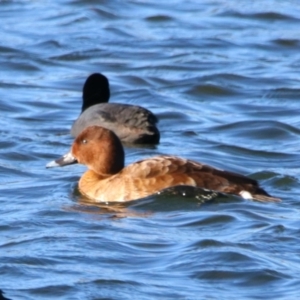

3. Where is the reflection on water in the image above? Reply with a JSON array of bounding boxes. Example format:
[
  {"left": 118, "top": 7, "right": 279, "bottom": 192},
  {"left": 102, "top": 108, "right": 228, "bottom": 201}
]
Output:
[
  {"left": 68, "top": 185, "right": 226, "bottom": 218},
  {"left": 1, "top": 0, "right": 300, "bottom": 299}
]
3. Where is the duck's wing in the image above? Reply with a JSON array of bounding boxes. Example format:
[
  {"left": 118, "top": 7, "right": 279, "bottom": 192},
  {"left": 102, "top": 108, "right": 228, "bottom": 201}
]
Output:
[{"left": 122, "top": 156, "right": 280, "bottom": 202}]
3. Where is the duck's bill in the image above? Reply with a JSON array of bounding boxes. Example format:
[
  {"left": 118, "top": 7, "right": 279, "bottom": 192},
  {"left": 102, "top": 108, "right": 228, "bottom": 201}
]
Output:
[{"left": 46, "top": 151, "right": 78, "bottom": 168}]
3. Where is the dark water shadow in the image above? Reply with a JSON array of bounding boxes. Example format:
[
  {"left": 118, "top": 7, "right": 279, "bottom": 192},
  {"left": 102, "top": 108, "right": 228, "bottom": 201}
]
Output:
[
  {"left": 0, "top": 290, "right": 11, "bottom": 300},
  {"left": 64, "top": 185, "right": 236, "bottom": 219}
]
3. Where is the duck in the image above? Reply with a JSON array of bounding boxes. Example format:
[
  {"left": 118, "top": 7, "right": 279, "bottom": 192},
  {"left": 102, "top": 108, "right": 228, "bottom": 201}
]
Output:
[
  {"left": 71, "top": 73, "right": 160, "bottom": 144},
  {"left": 47, "top": 125, "right": 281, "bottom": 203}
]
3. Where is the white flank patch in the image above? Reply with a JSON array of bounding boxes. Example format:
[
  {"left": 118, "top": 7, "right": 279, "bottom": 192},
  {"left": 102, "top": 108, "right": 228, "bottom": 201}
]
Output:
[{"left": 239, "top": 190, "right": 253, "bottom": 200}]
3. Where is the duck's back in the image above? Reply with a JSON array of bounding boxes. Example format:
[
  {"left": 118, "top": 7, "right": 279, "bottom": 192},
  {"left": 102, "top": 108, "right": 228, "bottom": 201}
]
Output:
[
  {"left": 71, "top": 103, "right": 159, "bottom": 144},
  {"left": 80, "top": 155, "right": 279, "bottom": 203},
  {"left": 122, "top": 155, "right": 263, "bottom": 196}
]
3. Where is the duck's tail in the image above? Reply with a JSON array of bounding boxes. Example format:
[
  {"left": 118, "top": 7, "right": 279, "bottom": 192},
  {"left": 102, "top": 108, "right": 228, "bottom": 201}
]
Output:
[
  {"left": 239, "top": 190, "right": 281, "bottom": 203},
  {"left": 252, "top": 194, "right": 281, "bottom": 203}
]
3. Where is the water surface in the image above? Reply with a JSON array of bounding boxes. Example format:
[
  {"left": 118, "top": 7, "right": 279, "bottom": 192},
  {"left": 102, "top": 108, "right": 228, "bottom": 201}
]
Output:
[{"left": 1, "top": 1, "right": 300, "bottom": 299}]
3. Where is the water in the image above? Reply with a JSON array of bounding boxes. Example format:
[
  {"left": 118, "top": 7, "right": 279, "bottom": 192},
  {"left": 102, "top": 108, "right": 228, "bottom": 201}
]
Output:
[{"left": 1, "top": 1, "right": 300, "bottom": 299}]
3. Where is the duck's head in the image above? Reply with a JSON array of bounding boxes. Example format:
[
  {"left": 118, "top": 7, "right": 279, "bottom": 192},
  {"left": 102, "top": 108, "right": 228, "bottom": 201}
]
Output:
[{"left": 47, "top": 126, "right": 124, "bottom": 176}]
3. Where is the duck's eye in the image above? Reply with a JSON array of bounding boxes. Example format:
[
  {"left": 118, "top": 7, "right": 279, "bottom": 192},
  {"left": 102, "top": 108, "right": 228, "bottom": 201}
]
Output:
[{"left": 82, "top": 139, "right": 88, "bottom": 144}]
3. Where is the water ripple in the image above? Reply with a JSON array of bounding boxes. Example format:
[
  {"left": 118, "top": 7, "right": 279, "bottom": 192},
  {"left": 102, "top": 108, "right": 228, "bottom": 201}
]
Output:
[{"left": 1, "top": 0, "right": 300, "bottom": 299}]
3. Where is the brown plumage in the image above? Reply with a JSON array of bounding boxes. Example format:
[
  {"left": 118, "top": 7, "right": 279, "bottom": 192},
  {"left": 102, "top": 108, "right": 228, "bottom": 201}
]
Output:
[{"left": 50, "top": 125, "right": 281, "bottom": 203}]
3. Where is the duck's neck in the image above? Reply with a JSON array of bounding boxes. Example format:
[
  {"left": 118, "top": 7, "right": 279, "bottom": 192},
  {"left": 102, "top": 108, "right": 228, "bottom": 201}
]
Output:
[
  {"left": 78, "top": 170, "right": 110, "bottom": 199},
  {"left": 81, "top": 92, "right": 109, "bottom": 112}
]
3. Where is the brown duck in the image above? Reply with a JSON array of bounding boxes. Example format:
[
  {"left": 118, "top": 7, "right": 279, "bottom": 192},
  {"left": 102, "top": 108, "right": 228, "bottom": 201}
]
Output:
[{"left": 47, "top": 125, "right": 280, "bottom": 203}]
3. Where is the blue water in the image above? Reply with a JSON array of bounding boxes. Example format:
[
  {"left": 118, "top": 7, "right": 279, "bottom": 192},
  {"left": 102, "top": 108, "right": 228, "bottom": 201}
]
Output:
[{"left": 1, "top": 1, "right": 300, "bottom": 299}]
